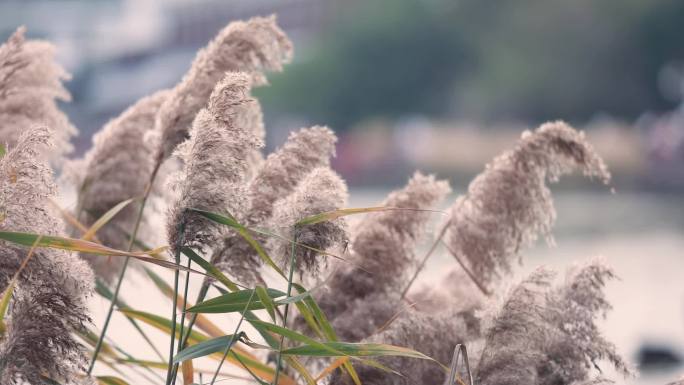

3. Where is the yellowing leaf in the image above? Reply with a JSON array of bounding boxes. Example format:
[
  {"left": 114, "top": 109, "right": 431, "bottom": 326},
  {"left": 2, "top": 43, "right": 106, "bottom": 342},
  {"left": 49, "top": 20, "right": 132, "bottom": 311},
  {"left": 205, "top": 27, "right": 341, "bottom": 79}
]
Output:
[
  {"left": 82, "top": 198, "right": 136, "bottom": 241},
  {"left": 316, "top": 357, "right": 349, "bottom": 382},
  {"left": 96, "top": 376, "right": 130, "bottom": 385},
  {"left": 0, "top": 231, "right": 199, "bottom": 274},
  {"left": 296, "top": 206, "right": 444, "bottom": 226},
  {"left": 120, "top": 308, "right": 296, "bottom": 385},
  {"left": 181, "top": 359, "right": 194, "bottom": 385}
]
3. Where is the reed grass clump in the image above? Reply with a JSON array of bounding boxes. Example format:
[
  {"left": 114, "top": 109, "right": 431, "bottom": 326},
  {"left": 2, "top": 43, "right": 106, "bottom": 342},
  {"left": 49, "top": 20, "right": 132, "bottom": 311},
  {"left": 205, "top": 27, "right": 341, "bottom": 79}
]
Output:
[{"left": 0, "top": 16, "right": 636, "bottom": 385}]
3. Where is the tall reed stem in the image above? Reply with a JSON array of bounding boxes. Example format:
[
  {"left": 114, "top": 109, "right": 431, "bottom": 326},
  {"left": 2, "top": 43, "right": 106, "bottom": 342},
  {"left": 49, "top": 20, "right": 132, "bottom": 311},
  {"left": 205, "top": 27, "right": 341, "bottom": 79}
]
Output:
[
  {"left": 272, "top": 228, "right": 297, "bottom": 385},
  {"left": 441, "top": 240, "right": 490, "bottom": 297},
  {"left": 209, "top": 291, "right": 256, "bottom": 385},
  {"left": 400, "top": 219, "right": 490, "bottom": 299},
  {"left": 170, "top": 257, "right": 192, "bottom": 385},
  {"left": 177, "top": 280, "right": 210, "bottom": 348},
  {"left": 400, "top": 221, "right": 449, "bottom": 300},
  {"left": 88, "top": 161, "right": 162, "bottom": 374},
  {"left": 165, "top": 218, "right": 186, "bottom": 385}
]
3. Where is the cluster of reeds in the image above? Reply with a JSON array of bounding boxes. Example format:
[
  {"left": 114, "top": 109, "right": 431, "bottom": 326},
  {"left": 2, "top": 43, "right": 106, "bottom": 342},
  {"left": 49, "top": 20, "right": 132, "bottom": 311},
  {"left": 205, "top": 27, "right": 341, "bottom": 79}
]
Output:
[{"left": 0, "top": 14, "right": 660, "bottom": 385}]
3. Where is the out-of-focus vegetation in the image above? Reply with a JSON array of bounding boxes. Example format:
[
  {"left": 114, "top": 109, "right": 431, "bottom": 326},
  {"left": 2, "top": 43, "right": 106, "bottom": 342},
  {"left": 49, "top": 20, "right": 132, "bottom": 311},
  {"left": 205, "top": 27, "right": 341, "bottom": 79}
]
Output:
[{"left": 257, "top": 0, "right": 684, "bottom": 130}]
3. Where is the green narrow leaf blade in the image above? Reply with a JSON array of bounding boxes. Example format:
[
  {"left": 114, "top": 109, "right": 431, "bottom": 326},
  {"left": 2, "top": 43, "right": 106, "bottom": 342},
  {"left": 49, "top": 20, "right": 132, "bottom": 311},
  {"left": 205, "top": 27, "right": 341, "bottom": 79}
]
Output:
[
  {"left": 292, "top": 283, "right": 362, "bottom": 384},
  {"left": 181, "top": 247, "right": 239, "bottom": 291},
  {"left": 189, "top": 209, "right": 285, "bottom": 278},
  {"left": 255, "top": 286, "right": 276, "bottom": 321},
  {"left": 295, "top": 206, "right": 443, "bottom": 226},
  {"left": 282, "top": 341, "right": 433, "bottom": 359},
  {"left": 295, "top": 206, "right": 389, "bottom": 226},
  {"left": 186, "top": 288, "right": 285, "bottom": 314},
  {"left": 119, "top": 308, "right": 285, "bottom": 382},
  {"left": 173, "top": 334, "right": 240, "bottom": 364}
]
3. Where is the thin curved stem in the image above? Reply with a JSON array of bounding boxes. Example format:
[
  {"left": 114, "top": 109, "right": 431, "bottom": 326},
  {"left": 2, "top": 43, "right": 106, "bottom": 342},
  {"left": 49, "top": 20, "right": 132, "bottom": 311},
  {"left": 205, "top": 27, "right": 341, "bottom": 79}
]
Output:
[
  {"left": 441, "top": 240, "right": 490, "bottom": 297},
  {"left": 400, "top": 219, "right": 490, "bottom": 300},
  {"left": 88, "top": 161, "right": 162, "bottom": 374},
  {"left": 400, "top": 220, "right": 450, "bottom": 300},
  {"left": 209, "top": 291, "right": 256, "bottom": 385},
  {"left": 165, "top": 219, "right": 186, "bottom": 385},
  {"left": 170, "top": 257, "right": 193, "bottom": 384},
  {"left": 272, "top": 228, "right": 297, "bottom": 385}
]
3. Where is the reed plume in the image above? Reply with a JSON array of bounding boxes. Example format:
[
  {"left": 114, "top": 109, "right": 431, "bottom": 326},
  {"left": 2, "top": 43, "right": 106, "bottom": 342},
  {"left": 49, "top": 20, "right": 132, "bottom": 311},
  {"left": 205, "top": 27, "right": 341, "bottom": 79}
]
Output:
[
  {"left": 0, "top": 127, "right": 94, "bottom": 384},
  {"left": 270, "top": 167, "right": 348, "bottom": 276},
  {"left": 409, "top": 268, "right": 487, "bottom": 314},
  {"left": 248, "top": 126, "right": 337, "bottom": 225},
  {"left": 330, "top": 308, "right": 477, "bottom": 385},
  {"left": 476, "top": 259, "right": 631, "bottom": 385},
  {"left": 167, "top": 72, "right": 261, "bottom": 254},
  {"left": 211, "top": 125, "right": 338, "bottom": 283},
  {"left": 0, "top": 27, "right": 76, "bottom": 164},
  {"left": 66, "top": 90, "right": 169, "bottom": 282},
  {"left": 444, "top": 121, "right": 611, "bottom": 292},
  {"left": 155, "top": 15, "right": 292, "bottom": 162},
  {"left": 317, "top": 172, "right": 450, "bottom": 332}
]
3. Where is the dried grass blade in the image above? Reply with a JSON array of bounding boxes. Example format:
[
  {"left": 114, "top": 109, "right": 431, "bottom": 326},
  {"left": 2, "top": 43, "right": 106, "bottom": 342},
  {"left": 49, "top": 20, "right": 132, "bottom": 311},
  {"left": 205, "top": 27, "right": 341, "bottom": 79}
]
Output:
[
  {"left": 82, "top": 198, "right": 137, "bottom": 241},
  {"left": 296, "top": 206, "right": 445, "bottom": 226}
]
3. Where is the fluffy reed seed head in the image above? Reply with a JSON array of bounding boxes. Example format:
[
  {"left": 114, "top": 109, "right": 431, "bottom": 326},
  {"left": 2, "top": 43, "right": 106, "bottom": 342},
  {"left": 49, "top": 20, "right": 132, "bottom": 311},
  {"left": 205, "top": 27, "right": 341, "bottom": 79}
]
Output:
[
  {"left": 476, "top": 267, "right": 554, "bottom": 385},
  {"left": 156, "top": 15, "right": 292, "bottom": 161},
  {"left": 316, "top": 172, "right": 450, "bottom": 325},
  {"left": 476, "top": 260, "right": 631, "bottom": 385},
  {"left": 351, "top": 172, "right": 451, "bottom": 288},
  {"left": 0, "top": 126, "right": 94, "bottom": 384},
  {"left": 0, "top": 27, "right": 76, "bottom": 164},
  {"left": 248, "top": 125, "right": 337, "bottom": 225},
  {"left": 211, "top": 125, "right": 338, "bottom": 283},
  {"left": 66, "top": 90, "right": 169, "bottom": 282},
  {"left": 410, "top": 268, "right": 487, "bottom": 314},
  {"left": 445, "top": 121, "right": 611, "bottom": 292},
  {"left": 167, "top": 73, "right": 261, "bottom": 254},
  {"left": 269, "top": 167, "right": 348, "bottom": 276},
  {"left": 330, "top": 308, "right": 476, "bottom": 385}
]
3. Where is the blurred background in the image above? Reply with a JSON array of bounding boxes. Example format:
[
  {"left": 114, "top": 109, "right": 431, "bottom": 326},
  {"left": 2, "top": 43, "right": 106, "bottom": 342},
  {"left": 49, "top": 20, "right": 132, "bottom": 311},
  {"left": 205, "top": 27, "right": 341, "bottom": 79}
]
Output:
[{"left": 2, "top": 0, "right": 683, "bottom": 383}]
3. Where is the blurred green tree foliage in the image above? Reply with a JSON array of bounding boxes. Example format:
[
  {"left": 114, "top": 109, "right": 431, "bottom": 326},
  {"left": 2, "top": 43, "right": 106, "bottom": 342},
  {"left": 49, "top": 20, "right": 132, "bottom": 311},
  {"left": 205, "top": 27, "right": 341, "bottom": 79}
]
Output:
[{"left": 256, "top": 0, "right": 684, "bottom": 130}]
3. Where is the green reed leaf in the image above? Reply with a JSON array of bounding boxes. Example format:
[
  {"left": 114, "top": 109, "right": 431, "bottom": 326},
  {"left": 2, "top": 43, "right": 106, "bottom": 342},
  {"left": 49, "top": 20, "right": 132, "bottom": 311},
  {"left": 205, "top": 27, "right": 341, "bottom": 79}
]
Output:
[
  {"left": 173, "top": 333, "right": 243, "bottom": 363},
  {"left": 181, "top": 247, "right": 239, "bottom": 291},
  {"left": 282, "top": 341, "right": 434, "bottom": 359},
  {"left": 255, "top": 286, "right": 277, "bottom": 321},
  {"left": 189, "top": 209, "right": 285, "bottom": 278}
]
